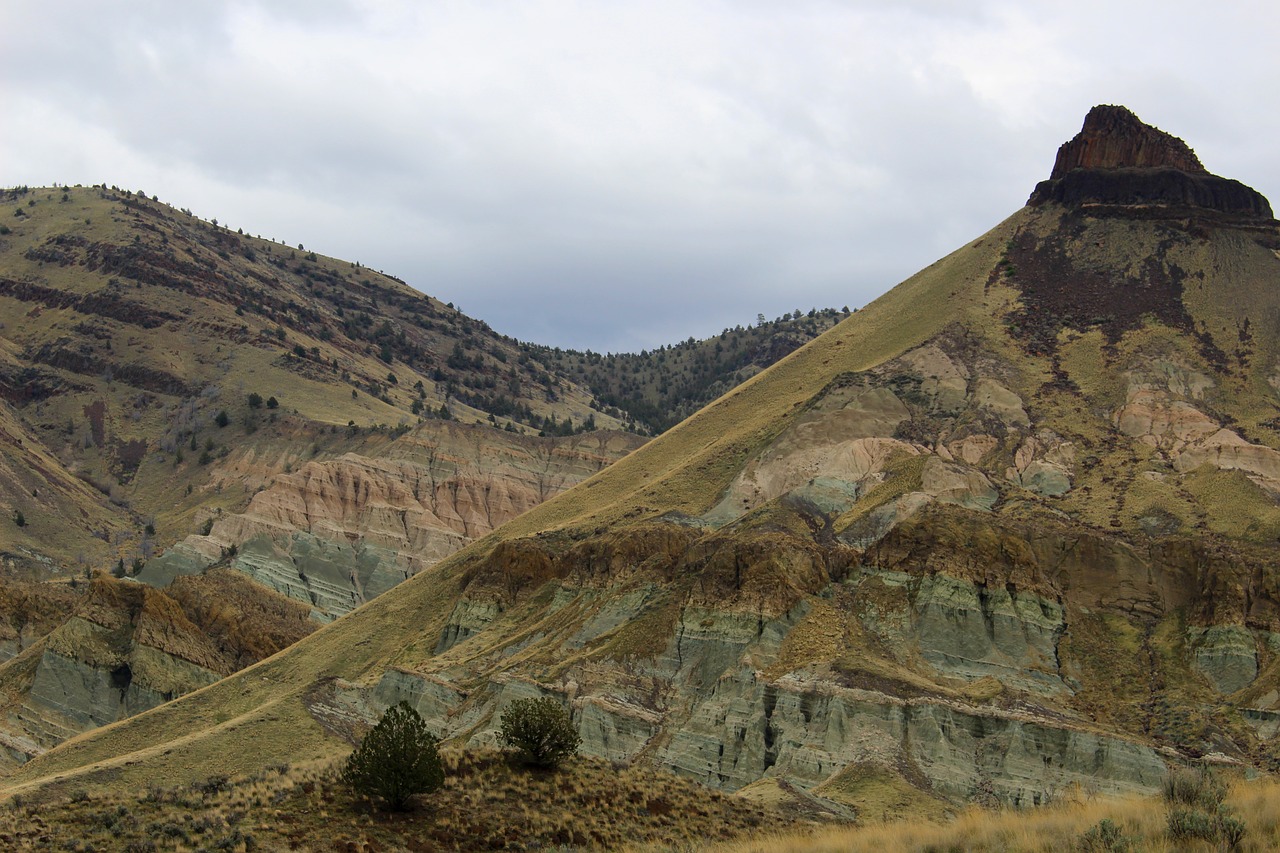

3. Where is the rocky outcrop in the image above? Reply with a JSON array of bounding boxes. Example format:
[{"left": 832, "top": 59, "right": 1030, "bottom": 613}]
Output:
[
  {"left": 0, "top": 572, "right": 313, "bottom": 766},
  {"left": 1029, "top": 168, "right": 1274, "bottom": 219},
  {"left": 18, "top": 634, "right": 221, "bottom": 750},
  {"left": 1049, "top": 105, "right": 1204, "bottom": 178},
  {"left": 1188, "top": 625, "right": 1258, "bottom": 695},
  {"left": 1029, "top": 105, "right": 1273, "bottom": 218},
  {"left": 139, "top": 424, "right": 643, "bottom": 619},
  {"left": 1114, "top": 364, "right": 1280, "bottom": 493},
  {"left": 323, "top": 540, "right": 1171, "bottom": 808},
  {"left": 701, "top": 363, "right": 1010, "bottom": 530}
]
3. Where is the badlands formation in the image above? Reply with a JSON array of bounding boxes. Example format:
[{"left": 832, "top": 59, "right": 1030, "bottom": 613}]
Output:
[{"left": 6, "top": 107, "right": 1280, "bottom": 824}]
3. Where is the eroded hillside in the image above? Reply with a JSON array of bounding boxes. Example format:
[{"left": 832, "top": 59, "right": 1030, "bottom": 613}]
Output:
[
  {"left": 7, "top": 106, "right": 1280, "bottom": 827},
  {"left": 0, "top": 185, "right": 658, "bottom": 761}
]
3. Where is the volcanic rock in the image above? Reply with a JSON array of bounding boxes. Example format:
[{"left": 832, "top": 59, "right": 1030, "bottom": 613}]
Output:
[
  {"left": 1029, "top": 105, "right": 1273, "bottom": 218},
  {"left": 1050, "top": 105, "right": 1204, "bottom": 177}
]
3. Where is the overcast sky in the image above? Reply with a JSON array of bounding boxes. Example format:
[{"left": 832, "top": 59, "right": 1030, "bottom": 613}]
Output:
[{"left": 3, "top": 2, "right": 1277, "bottom": 353}]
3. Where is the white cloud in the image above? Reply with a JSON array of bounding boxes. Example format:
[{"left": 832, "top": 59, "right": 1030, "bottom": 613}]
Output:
[{"left": 2, "top": 0, "right": 1277, "bottom": 351}]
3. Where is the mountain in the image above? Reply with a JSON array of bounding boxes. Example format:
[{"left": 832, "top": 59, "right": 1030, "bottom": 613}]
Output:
[
  {"left": 540, "top": 307, "right": 850, "bottom": 434},
  {"left": 0, "top": 183, "right": 636, "bottom": 576},
  {"left": 8, "top": 105, "right": 1280, "bottom": 825},
  {"left": 0, "top": 182, "right": 836, "bottom": 767},
  {"left": 0, "top": 185, "right": 659, "bottom": 757},
  {"left": 0, "top": 184, "right": 830, "bottom": 584}
]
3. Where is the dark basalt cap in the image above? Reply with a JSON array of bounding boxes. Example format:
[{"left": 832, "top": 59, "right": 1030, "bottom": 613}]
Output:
[{"left": 1029, "top": 105, "right": 1273, "bottom": 219}]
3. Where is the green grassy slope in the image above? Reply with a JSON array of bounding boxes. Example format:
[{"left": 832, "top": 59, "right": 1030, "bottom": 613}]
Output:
[
  {"left": 0, "top": 208, "right": 1026, "bottom": 795},
  {"left": 8, "top": 175, "right": 1280, "bottom": 802}
]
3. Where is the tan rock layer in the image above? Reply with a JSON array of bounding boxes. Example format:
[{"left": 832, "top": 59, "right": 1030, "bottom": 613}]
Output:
[{"left": 207, "top": 423, "right": 643, "bottom": 575}]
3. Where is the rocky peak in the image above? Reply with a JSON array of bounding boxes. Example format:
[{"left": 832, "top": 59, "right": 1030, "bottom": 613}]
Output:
[
  {"left": 1029, "top": 105, "right": 1273, "bottom": 219},
  {"left": 1050, "top": 105, "right": 1204, "bottom": 179}
]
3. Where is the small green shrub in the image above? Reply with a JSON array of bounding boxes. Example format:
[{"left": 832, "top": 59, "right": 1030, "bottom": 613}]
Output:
[
  {"left": 341, "top": 701, "right": 443, "bottom": 811},
  {"left": 497, "top": 696, "right": 580, "bottom": 769},
  {"left": 1167, "top": 808, "right": 1218, "bottom": 843},
  {"left": 1163, "top": 766, "right": 1225, "bottom": 811},
  {"left": 1220, "top": 813, "right": 1247, "bottom": 849},
  {"left": 1163, "top": 767, "right": 1245, "bottom": 849},
  {"left": 1077, "top": 818, "right": 1130, "bottom": 852}
]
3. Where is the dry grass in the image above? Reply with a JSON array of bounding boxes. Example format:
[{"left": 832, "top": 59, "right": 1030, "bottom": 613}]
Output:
[
  {"left": 709, "top": 776, "right": 1280, "bottom": 853},
  {"left": 0, "top": 749, "right": 808, "bottom": 851}
]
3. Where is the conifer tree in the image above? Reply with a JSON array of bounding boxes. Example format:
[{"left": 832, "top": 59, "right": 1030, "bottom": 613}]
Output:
[{"left": 341, "top": 701, "right": 443, "bottom": 811}]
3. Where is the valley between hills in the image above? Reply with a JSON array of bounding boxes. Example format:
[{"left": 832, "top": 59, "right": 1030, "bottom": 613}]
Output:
[{"left": 3, "top": 104, "right": 1280, "bottom": 851}]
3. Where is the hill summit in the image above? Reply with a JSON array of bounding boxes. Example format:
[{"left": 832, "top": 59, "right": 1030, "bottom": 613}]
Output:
[
  {"left": 6, "top": 105, "right": 1280, "bottom": 825},
  {"left": 1050, "top": 104, "right": 1205, "bottom": 176},
  {"left": 1031, "top": 104, "right": 1272, "bottom": 218}
]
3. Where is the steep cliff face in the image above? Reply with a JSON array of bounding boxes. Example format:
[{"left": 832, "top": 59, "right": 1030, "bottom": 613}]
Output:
[
  {"left": 137, "top": 423, "right": 643, "bottom": 618},
  {"left": 1050, "top": 105, "right": 1205, "bottom": 177}
]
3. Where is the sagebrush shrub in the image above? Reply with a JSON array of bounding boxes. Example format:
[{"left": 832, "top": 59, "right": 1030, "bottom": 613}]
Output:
[
  {"left": 1166, "top": 808, "right": 1218, "bottom": 843},
  {"left": 1162, "top": 766, "right": 1246, "bottom": 850},
  {"left": 1163, "top": 766, "right": 1225, "bottom": 811},
  {"left": 1077, "top": 817, "right": 1130, "bottom": 852}
]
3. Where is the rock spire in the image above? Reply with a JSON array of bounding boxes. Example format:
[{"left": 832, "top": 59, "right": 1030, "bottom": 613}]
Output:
[
  {"left": 1050, "top": 105, "right": 1204, "bottom": 179},
  {"left": 1028, "top": 104, "right": 1273, "bottom": 219}
]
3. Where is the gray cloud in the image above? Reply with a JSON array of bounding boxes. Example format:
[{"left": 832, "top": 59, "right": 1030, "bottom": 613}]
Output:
[{"left": 3, "top": 1, "right": 1277, "bottom": 351}]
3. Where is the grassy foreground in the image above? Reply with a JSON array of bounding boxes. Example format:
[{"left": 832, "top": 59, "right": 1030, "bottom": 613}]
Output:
[
  {"left": 6, "top": 753, "right": 1278, "bottom": 852},
  {"left": 0, "top": 749, "right": 807, "bottom": 851},
  {"left": 713, "top": 774, "right": 1280, "bottom": 853}
]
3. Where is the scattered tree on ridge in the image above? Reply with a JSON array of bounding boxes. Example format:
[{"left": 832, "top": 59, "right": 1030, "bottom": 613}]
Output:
[
  {"left": 341, "top": 701, "right": 444, "bottom": 812},
  {"left": 497, "top": 697, "right": 581, "bottom": 769}
]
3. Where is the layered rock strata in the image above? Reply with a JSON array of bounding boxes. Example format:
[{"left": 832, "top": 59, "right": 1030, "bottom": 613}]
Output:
[
  {"left": 139, "top": 424, "right": 642, "bottom": 619},
  {"left": 1029, "top": 105, "right": 1273, "bottom": 218}
]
